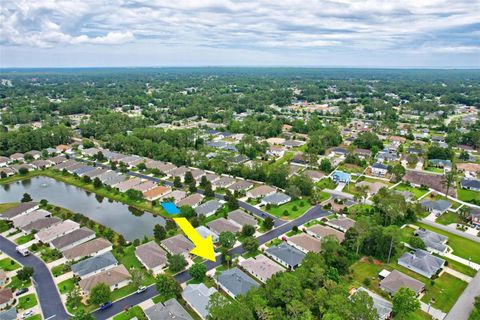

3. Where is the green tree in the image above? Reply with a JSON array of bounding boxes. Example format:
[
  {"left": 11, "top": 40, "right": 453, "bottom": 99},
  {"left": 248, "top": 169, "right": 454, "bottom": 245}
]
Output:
[
  {"left": 153, "top": 224, "right": 166, "bottom": 241},
  {"left": 173, "top": 176, "right": 182, "bottom": 188},
  {"left": 168, "top": 254, "right": 187, "bottom": 273},
  {"left": 155, "top": 274, "right": 181, "bottom": 298},
  {"left": 320, "top": 158, "right": 332, "bottom": 172},
  {"left": 241, "top": 224, "right": 255, "bottom": 237},
  {"left": 390, "top": 164, "right": 406, "bottom": 182},
  {"left": 184, "top": 171, "right": 194, "bottom": 185},
  {"left": 442, "top": 171, "right": 456, "bottom": 197},
  {"left": 21, "top": 193, "right": 32, "bottom": 203},
  {"left": 66, "top": 286, "right": 83, "bottom": 310},
  {"left": 17, "top": 266, "right": 34, "bottom": 281},
  {"left": 263, "top": 216, "right": 274, "bottom": 230},
  {"left": 219, "top": 231, "right": 236, "bottom": 249},
  {"left": 93, "top": 177, "right": 102, "bottom": 188},
  {"left": 208, "top": 292, "right": 255, "bottom": 320},
  {"left": 392, "top": 288, "right": 420, "bottom": 319},
  {"left": 188, "top": 263, "right": 207, "bottom": 281},
  {"left": 72, "top": 309, "right": 95, "bottom": 320},
  {"left": 130, "top": 269, "right": 144, "bottom": 289},
  {"left": 242, "top": 236, "right": 259, "bottom": 254},
  {"left": 408, "top": 236, "right": 426, "bottom": 250},
  {"left": 126, "top": 189, "right": 143, "bottom": 201},
  {"left": 89, "top": 283, "right": 111, "bottom": 305}
]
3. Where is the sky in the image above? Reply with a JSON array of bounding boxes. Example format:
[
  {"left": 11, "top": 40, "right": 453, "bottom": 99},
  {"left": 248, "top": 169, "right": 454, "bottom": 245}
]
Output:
[{"left": 1, "top": 0, "right": 480, "bottom": 68}]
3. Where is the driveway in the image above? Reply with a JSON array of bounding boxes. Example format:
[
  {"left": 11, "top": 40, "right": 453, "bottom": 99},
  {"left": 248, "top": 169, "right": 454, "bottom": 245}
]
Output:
[{"left": 0, "top": 236, "right": 69, "bottom": 320}]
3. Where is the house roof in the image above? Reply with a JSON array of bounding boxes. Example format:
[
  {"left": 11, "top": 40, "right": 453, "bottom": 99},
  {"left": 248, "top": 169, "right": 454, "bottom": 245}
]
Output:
[
  {"left": 182, "top": 283, "right": 218, "bottom": 319},
  {"left": 372, "top": 162, "right": 388, "bottom": 170},
  {"left": 216, "top": 267, "right": 259, "bottom": 297},
  {"left": 36, "top": 219, "right": 80, "bottom": 243},
  {"left": 228, "top": 209, "right": 257, "bottom": 227},
  {"left": 195, "top": 200, "right": 222, "bottom": 216},
  {"left": 144, "top": 298, "right": 193, "bottom": 320},
  {"left": 143, "top": 185, "right": 172, "bottom": 198},
  {"left": 195, "top": 225, "right": 219, "bottom": 239},
  {"left": 421, "top": 199, "right": 452, "bottom": 212},
  {"left": 262, "top": 192, "right": 291, "bottom": 205},
  {"left": 356, "top": 287, "right": 392, "bottom": 319},
  {"left": 21, "top": 217, "right": 61, "bottom": 232},
  {"left": 0, "top": 308, "right": 16, "bottom": 320},
  {"left": 71, "top": 251, "right": 117, "bottom": 277},
  {"left": 414, "top": 229, "right": 448, "bottom": 252},
  {"left": 248, "top": 185, "right": 276, "bottom": 198},
  {"left": 131, "top": 180, "right": 157, "bottom": 192},
  {"left": 403, "top": 170, "right": 455, "bottom": 196},
  {"left": 176, "top": 193, "right": 204, "bottom": 207},
  {"left": 398, "top": 249, "right": 445, "bottom": 278},
  {"left": 11, "top": 209, "right": 49, "bottom": 228},
  {"left": 207, "top": 218, "right": 241, "bottom": 234},
  {"left": 306, "top": 225, "right": 345, "bottom": 242},
  {"left": 239, "top": 254, "right": 284, "bottom": 281},
  {"left": 265, "top": 243, "right": 306, "bottom": 267},
  {"left": 327, "top": 217, "right": 355, "bottom": 231},
  {"left": 50, "top": 227, "right": 95, "bottom": 250},
  {"left": 228, "top": 180, "right": 254, "bottom": 191},
  {"left": 0, "top": 289, "right": 13, "bottom": 305},
  {"left": 1, "top": 202, "right": 39, "bottom": 219},
  {"left": 332, "top": 170, "right": 351, "bottom": 182},
  {"left": 288, "top": 233, "right": 322, "bottom": 253},
  {"left": 78, "top": 265, "right": 130, "bottom": 292},
  {"left": 212, "top": 176, "right": 236, "bottom": 187},
  {"left": 304, "top": 170, "right": 325, "bottom": 181},
  {"left": 461, "top": 179, "right": 480, "bottom": 189},
  {"left": 380, "top": 270, "right": 424, "bottom": 295},
  {"left": 161, "top": 234, "right": 194, "bottom": 255},
  {"left": 135, "top": 241, "right": 167, "bottom": 270},
  {"left": 63, "top": 238, "right": 113, "bottom": 260}
]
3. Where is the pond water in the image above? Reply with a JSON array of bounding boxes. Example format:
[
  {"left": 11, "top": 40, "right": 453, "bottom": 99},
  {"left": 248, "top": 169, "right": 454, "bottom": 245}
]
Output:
[{"left": 0, "top": 176, "right": 166, "bottom": 240}]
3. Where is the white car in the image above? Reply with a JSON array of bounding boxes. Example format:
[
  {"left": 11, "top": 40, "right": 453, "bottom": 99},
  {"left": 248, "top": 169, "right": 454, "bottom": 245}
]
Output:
[
  {"left": 136, "top": 286, "right": 147, "bottom": 294},
  {"left": 22, "top": 310, "right": 33, "bottom": 319}
]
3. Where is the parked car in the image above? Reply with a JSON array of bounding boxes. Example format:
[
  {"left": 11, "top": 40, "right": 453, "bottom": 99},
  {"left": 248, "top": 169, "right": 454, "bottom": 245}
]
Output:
[
  {"left": 22, "top": 310, "right": 33, "bottom": 319},
  {"left": 99, "top": 301, "right": 113, "bottom": 310},
  {"left": 136, "top": 286, "right": 147, "bottom": 294},
  {"left": 15, "top": 288, "right": 29, "bottom": 296}
]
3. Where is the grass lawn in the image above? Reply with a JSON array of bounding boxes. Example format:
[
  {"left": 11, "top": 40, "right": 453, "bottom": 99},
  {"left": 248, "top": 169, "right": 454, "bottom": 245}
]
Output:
[
  {"left": 112, "top": 245, "right": 155, "bottom": 285},
  {"left": 58, "top": 278, "right": 76, "bottom": 294},
  {"left": 0, "top": 257, "right": 21, "bottom": 271},
  {"left": 416, "top": 222, "right": 480, "bottom": 264},
  {"left": 316, "top": 179, "right": 337, "bottom": 190},
  {"left": 421, "top": 273, "right": 467, "bottom": 312},
  {"left": 7, "top": 275, "right": 31, "bottom": 291},
  {"left": 348, "top": 204, "right": 374, "bottom": 216},
  {"left": 17, "top": 293, "right": 38, "bottom": 310},
  {"left": 0, "top": 202, "right": 18, "bottom": 213},
  {"left": 436, "top": 212, "right": 463, "bottom": 226},
  {"left": 394, "top": 183, "right": 429, "bottom": 199},
  {"left": 111, "top": 284, "right": 138, "bottom": 302},
  {"left": 0, "top": 220, "right": 12, "bottom": 233},
  {"left": 399, "top": 226, "right": 417, "bottom": 243},
  {"left": 457, "top": 188, "right": 480, "bottom": 203},
  {"left": 242, "top": 249, "right": 261, "bottom": 259},
  {"left": 337, "top": 163, "right": 365, "bottom": 174},
  {"left": 113, "top": 306, "right": 146, "bottom": 320},
  {"left": 266, "top": 199, "right": 312, "bottom": 219},
  {"left": 265, "top": 238, "right": 282, "bottom": 247},
  {"left": 317, "top": 191, "right": 331, "bottom": 203},
  {"left": 51, "top": 264, "right": 70, "bottom": 277},
  {"left": 438, "top": 255, "right": 477, "bottom": 277},
  {"left": 24, "top": 315, "right": 42, "bottom": 320},
  {"left": 15, "top": 234, "right": 34, "bottom": 245}
]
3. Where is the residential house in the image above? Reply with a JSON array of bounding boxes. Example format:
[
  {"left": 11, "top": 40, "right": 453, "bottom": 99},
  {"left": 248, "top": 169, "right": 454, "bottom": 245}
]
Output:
[
  {"left": 131, "top": 180, "right": 157, "bottom": 193},
  {"left": 215, "top": 267, "right": 260, "bottom": 299},
  {"left": 79, "top": 265, "right": 130, "bottom": 294},
  {"left": 354, "top": 148, "right": 372, "bottom": 159},
  {"left": 261, "top": 192, "right": 291, "bottom": 206},
  {"left": 397, "top": 249, "right": 445, "bottom": 278},
  {"left": 135, "top": 241, "right": 167, "bottom": 274},
  {"left": 9, "top": 153, "right": 24, "bottom": 162},
  {"left": 325, "top": 217, "right": 355, "bottom": 233},
  {"left": 330, "top": 147, "right": 348, "bottom": 156},
  {"left": 71, "top": 251, "right": 118, "bottom": 279},
  {"left": 282, "top": 140, "right": 305, "bottom": 149},
  {"left": 355, "top": 287, "right": 392, "bottom": 320},
  {"left": 182, "top": 283, "right": 218, "bottom": 319},
  {"left": 227, "top": 209, "right": 258, "bottom": 228},
  {"left": 247, "top": 185, "right": 276, "bottom": 199},
  {"left": 287, "top": 233, "right": 321, "bottom": 254},
  {"left": 143, "top": 185, "right": 172, "bottom": 201},
  {"left": 144, "top": 298, "right": 193, "bottom": 320},
  {"left": 62, "top": 238, "right": 113, "bottom": 261},
  {"left": 115, "top": 177, "right": 143, "bottom": 192},
  {"left": 195, "top": 226, "right": 219, "bottom": 243},
  {"left": 403, "top": 170, "right": 455, "bottom": 196},
  {"left": 304, "top": 170, "right": 325, "bottom": 183},
  {"left": 265, "top": 243, "right": 306, "bottom": 270},
  {"left": 331, "top": 171, "right": 351, "bottom": 184},
  {"left": 161, "top": 234, "right": 195, "bottom": 257},
  {"left": 228, "top": 180, "right": 254, "bottom": 193},
  {"left": 379, "top": 270, "right": 424, "bottom": 296},
  {"left": 11, "top": 209, "right": 50, "bottom": 228},
  {"left": 176, "top": 194, "right": 204, "bottom": 208},
  {"left": 212, "top": 176, "right": 236, "bottom": 189},
  {"left": 0, "top": 270, "right": 7, "bottom": 287},
  {"left": 421, "top": 199, "right": 452, "bottom": 216},
  {"left": 21, "top": 217, "right": 62, "bottom": 233},
  {"left": 50, "top": 227, "right": 96, "bottom": 251},
  {"left": 207, "top": 218, "right": 241, "bottom": 235},
  {"left": 460, "top": 179, "right": 480, "bottom": 192},
  {"left": 414, "top": 229, "right": 448, "bottom": 253},
  {"left": 0, "top": 202, "right": 39, "bottom": 220},
  {"left": 429, "top": 159, "right": 452, "bottom": 172},
  {"left": 0, "top": 289, "right": 13, "bottom": 309},
  {"left": 0, "top": 157, "right": 9, "bottom": 167},
  {"left": 195, "top": 200, "right": 222, "bottom": 217},
  {"left": 35, "top": 219, "right": 80, "bottom": 243},
  {"left": 163, "top": 190, "right": 187, "bottom": 203},
  {"left": 267, "top": 145, "right": 286, "bottom": 158},
  {"left": 305, "top": 225, "right": 345, "bottom": 243},
  {"left": 25, "top": 150, "right": 41, "bottom": 160},
  {"left": 0, "top": 168, "right": 14, "bottom": 177},
  {"left": 371, "top": 162, "right": 388, "bottom": 176},
  {"left": 239, "top": 254, "right": 285, "bottom": 283}
]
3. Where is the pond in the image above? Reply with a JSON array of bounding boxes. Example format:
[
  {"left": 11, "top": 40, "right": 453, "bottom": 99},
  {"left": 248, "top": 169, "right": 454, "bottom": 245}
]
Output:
[{"left": 0, "top": 176, "right": 166, "bottom": 241}]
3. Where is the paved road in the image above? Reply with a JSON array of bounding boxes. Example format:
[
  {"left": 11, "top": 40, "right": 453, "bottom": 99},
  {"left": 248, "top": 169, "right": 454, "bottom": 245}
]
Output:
[
  {"left": 92, "top": 205, "right": 330, "bottom": 320},
  {"left": 420, "top": 219, "right": 480, "bottom": 243},
  {"left": 0, "top": 236, "right": 70, "bottom": 320}
]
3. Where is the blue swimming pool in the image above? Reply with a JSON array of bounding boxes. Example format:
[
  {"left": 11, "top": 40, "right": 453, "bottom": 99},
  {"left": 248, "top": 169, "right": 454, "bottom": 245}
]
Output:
[{"left": 161, "top": 202, "right": 181, "bottom": 215}]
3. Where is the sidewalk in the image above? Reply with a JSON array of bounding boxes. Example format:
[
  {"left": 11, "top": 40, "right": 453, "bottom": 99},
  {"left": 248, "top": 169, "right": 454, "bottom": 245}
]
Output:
[
  {"left": 444, "top": 267, "right": 473, "bottom": 283},
  {"left": 420, "top": 300, "right": 446, "bottom": 320}
]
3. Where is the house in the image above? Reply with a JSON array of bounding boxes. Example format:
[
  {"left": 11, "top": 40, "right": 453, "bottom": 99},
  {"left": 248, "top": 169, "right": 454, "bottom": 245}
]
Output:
[
  {"left": 0, "top": 168, "right": 15, "bottom": 177},
  {"left": 265, "top": 243, "right": 306, "bottom": 270},
  {"left": 239, "top": 254, "right": 284, "bottom": 283},
  {"left": 11, "top": 163, "right": 36, "bottom": 173},
  {"left": 469, "top": 209, "right": 480, "bottom": 226},
  {"left": 62, "top": 238, "right": 113, "bottom": 261},
  {"left": 135, "top": 241, "right": 167, "bottom": 274},
  {"left": 144, "top": 298, "right": 193, "bottom": 320},
  {"left": 161, "top": 234, "right": 195, "bottom": 257},
  {"left": 31, "top": 159, "right": 53, "bottom": 169},
  {"left": 66, "top": 163, "right": 88, "bottom": 174},
  {"left": 397, "top": 249, "right": 445, "bottom": 278},
  {"left": 79, "top": 265, "right": 130, "bottom": 294},
  {"left": 429, "top": 159, "right": 452, "bottom": 172},
  {"left": 325, "top": 217, "right": 355, "bottom": 232},
  {"left": 71, "top": 251, "right": 118, "bottom": 279},
  {"left": 228, "top": 180, "right": 254, "bottom": 193},
  {"left": 355, "top": 287, "right": 392, "bottom": 320},
  {"left": 267, "top": 145, "right": 286, "bottom": 157},
  {"left": 403, "top": 170, "right": 455, "bottom": 196},
  {"left": 163, "top": 190, "right": 187, "bottom": 203},
  {"left": 226, "top": 154, "right": 249, "bottom": 165},
  {"left": 305, "top": 225, "right": 345, "bottom": 243},
  {"left": 379, "top": 270, "right": 424, "bottom": 296},
  {"left": 0, "top": 157, "right": 9, "bottom": 167},
  {"left": 304, "top": 170, "right": 325, "bottom": 183},
  {"left": 143, "top": 185, "right": 172, "bottom": 201},
  {"left": 407, "top": 147, "right": 423, "bottom": 155},
  {"left": 247, "top": 185, "right": 276, "bottom": 199},
  {"left": 207, "top": 218, "right": 241, "bottom": 235},
  {"left": 371, "top": 162, "right": 388, "bottom": 176},
  {"left": 131, "top": 180, "right": 157, "bottom": 193},
  {"left": 287, "top": 233, "right": 321, "bottom": 254},
  {"left": 195, "top": 200, "right": 222, "bottom": 217},
  {"left": 0, "top": 202, "right": 39, "bottom": 220},
  {"left": 204, "top": 173, "right": 220, "bottom": 183},
  {"left": 0, "top": 308, "right": 16, "bottom": 320},
  {"left": 176, "top": 194, "right": 204, "bottom": 208},
  {"left": 195, "top": 226, "right": 219, "bottom": 243},
  {"left": 414, "top": 229, "right": 448, "bottom": 253},
  {"left": 354, "top": 148, "right": 372, "bottom": 159},
  {"left": 103, "top": 174, "right": 126, "bottom": 187},
  {"left": 169, "top": 166, "right": 190, "bottom": 179},
  {"left": 11, "top": 209, "right": 50, "bottom": 228},
  {"left": 460, "top": 179, "right": 480, "bottom": 192},
  {"left": 291, "top": 152, "right": 308, "bottom": 165},
  {"left": 118, "top": 155, "right": 144, "bottom": 168},
  {"left": 0, "top": 270, "right": 7, "bottom": 287},
  {"left": 212, "top": 176, "right": 236, "bottom": 189},
  {"left": 215, "top": 267, "right": 260, "bottom": 299},
  {"left": 115, "top": 177, "right": 143, "bottom": 192},
  {"left": 227, "top": 209, "right": 258, "bottom": 228},
  {"left": 282, "top": 140, "right": 305, "bottom": 149},
  {"left": 54, "top": 159, "right": 78, "bottom": 170},
  {"left": 0, "top": 289, "right": 13, "bottom": 309},
  {"left": 21, "top": 217, "right": 62, "bottom": 233},
  {"left": 47, "top": 155, "right": 66, "bottom": 164},
  {"left": 73, "top": 165, "right": 96, "bottom": 176},
  {"left": 261, "top": 192, "right": 291, "bottom": 206},
  {"left": 50, "top": 227, "right": 96, "bottom": 251},
  {"left": 331, "top": 170, "right": 351, "bottom": 184},
  {"left": 330, "top": 147, "right": 348, "bottom": 156},
  {"left": 35, "top": 219, "right": 80, "bottom": 243},
  {"left": 421, "top": 199, "right": 452, "bottom": 216},
  {"left": 266, "top": 137, "right": 286, "bottom": 145},
  {"left": 182, "top": 283, "right": 218, "bottom": 319},
  {"left": 56, "top": 144, "right": 72, "bottom": 153},
  {"left": 9, "top": 153, "right": 24, "bottom": 162}
]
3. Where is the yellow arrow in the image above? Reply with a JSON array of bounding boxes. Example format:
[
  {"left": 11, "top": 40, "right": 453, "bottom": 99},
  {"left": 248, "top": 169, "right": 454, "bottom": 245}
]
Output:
[{"left": 173, "top": 217, "right": 216, "bottom": 262}]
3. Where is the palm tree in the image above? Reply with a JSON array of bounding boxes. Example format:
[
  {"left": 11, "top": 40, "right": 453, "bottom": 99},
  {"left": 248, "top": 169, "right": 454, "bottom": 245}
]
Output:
[{"left": 441, "top": 171, "right": 456, "bottom": 199}]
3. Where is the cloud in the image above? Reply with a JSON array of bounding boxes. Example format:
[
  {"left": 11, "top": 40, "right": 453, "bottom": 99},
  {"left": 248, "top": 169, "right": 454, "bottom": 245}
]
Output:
[{"left": 0, "top": 0, "right": 478, "bottom": 56}]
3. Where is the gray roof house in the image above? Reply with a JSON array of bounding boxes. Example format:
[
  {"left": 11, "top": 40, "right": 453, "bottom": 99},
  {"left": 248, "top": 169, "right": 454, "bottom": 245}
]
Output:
[
  {"left": 144, "top": 298, "right": 193, "bottom": 320},
  {"left": 0, "top": 308, "right": 17, "bottom": 320},
  {"left": 182, "top": 283, "right": 218, "bottom": 319},
  {"left": 265, "top": 243, "right": 306, "bottom": 270},
  {"left": 195, "top": 200, "right": 223, "bottom": 217},
  {"left": 261, "top": 192, "right": 291, "bottom": 206},
  {"left": 207, "top": 218, "right": 241, "bottom": 235},
  {"left": 215, "top": 267, "right": 260, "bottom": 299},
  {"left": 71, "top": 251, "right": 118, "bottom": 279},
  {"left": 135, "top": 241, "right": 167, "bottom": 275},
  {"left": 461, "top": 179, "right": 480, "bottom": 191},
  {"left": 379, "top": 270, "right": 425, "bottom": 296},
  {"left": 414, "top": 229, "right": 448, "bottom": 253},
  {"left": 228, "top": 209, "right": 258, "bottom": 228},
  {"left": 11, "top": 209, "right": 50, "bottom": 228},
  {"left": 195, "top": 226, "right": 219, "bottom": 243},
  {"left": 421, "top": 199, "right": 452, "bottom": 215},
  {"left": 1, "top": 202, "right": 39, "bottom": 220},
  {"left": 50, "top": 227, "right": 96, "bottom": 251},
  {"left": 397, "top": 249, "right": 445, "bottom": 278},
  {"left": 356, "top": 287, "right": 392, "bottom": 320},
  {"left": 161, "top": 234, "right": 195, "bottom": 257}
]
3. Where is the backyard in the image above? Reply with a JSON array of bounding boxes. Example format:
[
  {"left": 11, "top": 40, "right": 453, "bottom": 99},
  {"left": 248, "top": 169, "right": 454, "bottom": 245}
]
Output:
[
  {"left": 393, "top": 183, "right": 429, "bottom": 199},
  {"left": 266, "top": 198, "right": 312, "bottom": 219}
]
